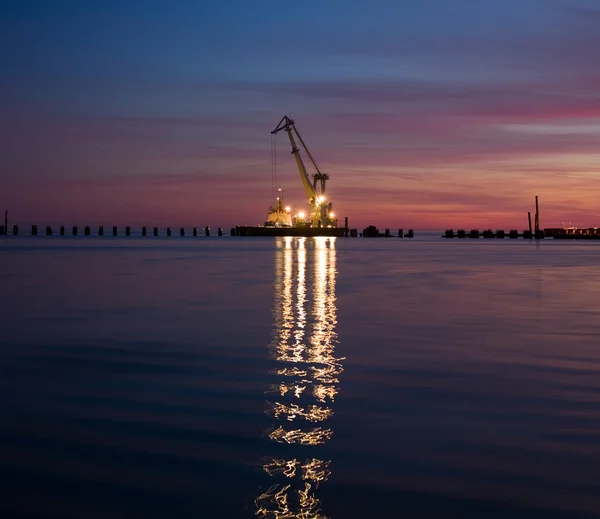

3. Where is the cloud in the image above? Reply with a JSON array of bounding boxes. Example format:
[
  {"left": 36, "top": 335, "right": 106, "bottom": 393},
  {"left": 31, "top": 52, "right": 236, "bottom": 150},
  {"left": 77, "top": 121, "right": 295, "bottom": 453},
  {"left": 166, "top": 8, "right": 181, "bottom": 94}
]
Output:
[{"left": 3, "top": 0, "right": 600, "bottom": 231}]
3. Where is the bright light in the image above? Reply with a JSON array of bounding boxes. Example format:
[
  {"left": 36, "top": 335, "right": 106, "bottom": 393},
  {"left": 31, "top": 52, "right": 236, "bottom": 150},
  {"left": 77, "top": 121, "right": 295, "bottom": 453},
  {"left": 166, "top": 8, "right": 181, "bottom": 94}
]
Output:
[
  {"left": 298, "top": 211, "right": 305, "bottom": 219},
  {"left": 285, "top": 206, "right": 291, "bottom": 212},
  {"left": 329, "top": 212, "right": 335, "bottom": 218},
  {"left": 317, "top": 196, "right": 326, "bottom": 204}
]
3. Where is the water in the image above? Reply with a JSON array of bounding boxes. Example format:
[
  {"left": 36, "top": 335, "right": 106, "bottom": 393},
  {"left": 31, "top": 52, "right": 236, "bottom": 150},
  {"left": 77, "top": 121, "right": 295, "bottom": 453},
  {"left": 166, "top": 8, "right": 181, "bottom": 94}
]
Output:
[{"left": 1, "top": 235, "right": 600, "bottom": 518}]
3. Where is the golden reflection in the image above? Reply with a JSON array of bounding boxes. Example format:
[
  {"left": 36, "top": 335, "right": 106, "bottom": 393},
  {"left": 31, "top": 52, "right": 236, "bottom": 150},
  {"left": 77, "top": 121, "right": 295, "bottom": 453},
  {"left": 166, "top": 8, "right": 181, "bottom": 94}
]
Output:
[
  {"left": 268, "top": 426, "right": 334, "bottom": 445},
  {"left": 268, "top": 402, "right": 334, "bottom": 422},
  {"left": 257, "top": 237, "right": 340, "bottom": 519}
]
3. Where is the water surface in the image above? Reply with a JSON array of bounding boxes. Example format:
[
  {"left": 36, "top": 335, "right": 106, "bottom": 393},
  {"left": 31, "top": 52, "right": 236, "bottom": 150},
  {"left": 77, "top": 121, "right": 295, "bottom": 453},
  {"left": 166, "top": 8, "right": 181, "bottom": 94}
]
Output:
[{"left": 1, "top": 235, "right": 600, "bottom": 518}]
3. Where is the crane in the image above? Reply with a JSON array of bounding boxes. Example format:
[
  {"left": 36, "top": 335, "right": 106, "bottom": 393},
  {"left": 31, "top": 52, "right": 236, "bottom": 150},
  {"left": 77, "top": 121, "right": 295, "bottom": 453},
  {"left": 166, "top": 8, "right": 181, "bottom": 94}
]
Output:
[{"left": 271, "top": 115, "right": 338, "bottom": 228}]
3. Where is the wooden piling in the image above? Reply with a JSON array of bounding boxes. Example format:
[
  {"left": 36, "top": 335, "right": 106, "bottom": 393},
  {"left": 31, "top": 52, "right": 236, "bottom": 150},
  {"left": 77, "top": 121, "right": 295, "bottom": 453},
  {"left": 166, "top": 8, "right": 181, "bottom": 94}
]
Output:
[
  {"left": 534, "top": 196, "right": 543, "bottom": 239},
  {"left": 99, "top": 225, "right": 104, "bottom": 236},
  {"left": 230, "top": 228, "right": 236, "bottom": 236},
  {"left": 218, "top": 227, "right": 223, "bottom": 236},
  {"left": 407, "top": 229, "right": 414, "bottom": 238},
  {"left": 13, "top": 225, "right": 18, "bottom": 236},
  {"left": 167, "top": 227, "right": 172, "bottom": 236},
  {"left": 193, "top": 227, "right": 198, "bottom": 237},
  {"left": 142, "top": 226, "right": 147, "bottom": 236},
  {"left": 180, "top": 228, "right": 185, "bottom": 236},
  {"left": 205, "top": 226, "right": 210, "bottom": 237},
  {"left": 344, "top": 216, "right": 349, "bottom": 237},
  {"left": 0, "top": 225, "right": 4, "bottom": 236},
  {"left": 31, "top": 225, "right": 38, "bottom": 236},
  {"left": 535, "top": 195, "right": 540, "bottom": 234},
  {"left": 398, "top": 228, "right": 404, "bottom": 238},
  {"left": 528, "top": 212, "right": 532, "bottom": 235},
  {"left": 72, "top": 226, "right": 78, "bottom": 236},
  {"left": 153, "top": 227, "right": 158, "bottom": 236},
  {"left": 60, "top": 226, "right": 65, "bottom": 236},
  {"left": 46, "top": 226, "right": 52, "bottom": 236},
  {"left": 84, "top": 226, "right": 91, "bottom": 236},
  {"left": 125, "top": 226, "right": 131, "bottom": 236},
  {"left": 113, "top": 226, "right": 118, "bottom": 236}
]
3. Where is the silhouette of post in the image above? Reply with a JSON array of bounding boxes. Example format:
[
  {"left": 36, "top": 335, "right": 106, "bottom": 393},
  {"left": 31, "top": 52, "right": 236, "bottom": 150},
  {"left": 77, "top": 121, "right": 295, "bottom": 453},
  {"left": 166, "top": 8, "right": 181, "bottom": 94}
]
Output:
[
  {"left": 205, "top": 226, "right": 210, "bottom": 237},
  {"left": 84, "top": 226, "right": 91, "bottom": 236},
  {"left": 142, "top": 226, "right": 147, "bottom": 236},
  {"left": 31, "top": 225, "right": 38, "bottom": 236},
  {"left": 60, "top": 226, "right": 65, "bottom": 236},
  {"left": 99, "top": 225, "right": 104, "bottom": 236},
  {"left": 113, "top": 226, "right": 118, "bottom": 236},
  {"left": 218, "top": 227, "right": 223, "bottom": 236},
  {"left": 13, "top": 225, "right": 18, "bottom": 236},
  {"left": 167, "top": 227, "right": 172, "bottom": 236},
  {"left": 153, "top": 227, "right": 158, "bottom": 236},
  {"left": 398, "top": 228, "right": 404, "bottom": 238},
  {"left": 534, "top": 195, "right": 542, "bottom": 239},
  {"left": 528, "top": 212, "right": 532, "bottom": 235},
  {"left": 3, "top": 210, "right": 7, "bottom": 235},
  {"left": 193, "top": 227, "right": 198, "bottom": 237},
  {"left": 46, "top": 226, "right": 52, "bottom": 236},
  {"left": 180, "top": 228, "right": 185, "bottom": 236},
  {"left": 72, "top": 226, "right": 78, "bottom": 236},
  {"left": 125, "top": 226, "right": 131, "bottom": 236}
]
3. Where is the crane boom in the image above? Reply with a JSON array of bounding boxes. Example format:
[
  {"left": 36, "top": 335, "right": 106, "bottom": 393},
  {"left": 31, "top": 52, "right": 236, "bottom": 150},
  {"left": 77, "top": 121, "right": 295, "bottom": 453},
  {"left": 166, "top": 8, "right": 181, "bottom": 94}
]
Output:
[{"left": 272, "top": 116, "right": 317, "bottom": 203}]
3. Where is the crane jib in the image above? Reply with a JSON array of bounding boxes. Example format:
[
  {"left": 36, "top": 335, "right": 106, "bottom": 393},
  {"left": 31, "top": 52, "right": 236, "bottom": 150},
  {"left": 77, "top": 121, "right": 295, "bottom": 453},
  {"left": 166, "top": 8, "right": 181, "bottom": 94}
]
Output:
[{"left": 284, "top": 127, "right": 317, "bottom": 200}]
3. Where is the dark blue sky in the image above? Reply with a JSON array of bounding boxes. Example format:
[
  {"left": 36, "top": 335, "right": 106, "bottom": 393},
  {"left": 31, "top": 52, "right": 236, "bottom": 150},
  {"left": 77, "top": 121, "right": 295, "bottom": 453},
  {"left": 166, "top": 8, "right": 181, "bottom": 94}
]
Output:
[{"left": 2, "top": 0, "right": 600, "bottom": 228}]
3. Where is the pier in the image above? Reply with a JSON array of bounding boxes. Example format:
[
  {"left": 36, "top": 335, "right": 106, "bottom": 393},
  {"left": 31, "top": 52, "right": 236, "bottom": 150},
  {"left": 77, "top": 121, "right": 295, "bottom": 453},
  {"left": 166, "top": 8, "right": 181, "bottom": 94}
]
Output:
[
  {"left": 443, "top": 227, "right": 600, "bottom": 239},
  {"left": 0, "top": 226, "right": 229, "bottom": 237},
  {"left": 1, "top": 223, "right": 414, "bottom": 239},
  {"left": 441, "top": 195, "right": 600, "bottom": 240}
]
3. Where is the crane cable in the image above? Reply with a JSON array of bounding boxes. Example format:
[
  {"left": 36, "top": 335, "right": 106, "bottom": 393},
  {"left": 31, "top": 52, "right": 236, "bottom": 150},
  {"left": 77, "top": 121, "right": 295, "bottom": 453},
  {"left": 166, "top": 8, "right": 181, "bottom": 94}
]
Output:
[
  {"left": 270, "top": 134, "right": 274, "bottom": 205},
  {"left": 271, "top": 133, "right": 277, "bottom": 204},
  {"left": 271, "top": 135, "right": 277, "bottom": 204}
]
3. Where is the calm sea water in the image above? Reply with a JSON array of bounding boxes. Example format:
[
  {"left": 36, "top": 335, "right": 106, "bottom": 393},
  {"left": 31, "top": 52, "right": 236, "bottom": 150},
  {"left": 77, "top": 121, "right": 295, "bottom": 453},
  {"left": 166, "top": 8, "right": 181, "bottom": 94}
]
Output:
[{"left": 1, "top": 235, "right": 600, "bottom": 518}]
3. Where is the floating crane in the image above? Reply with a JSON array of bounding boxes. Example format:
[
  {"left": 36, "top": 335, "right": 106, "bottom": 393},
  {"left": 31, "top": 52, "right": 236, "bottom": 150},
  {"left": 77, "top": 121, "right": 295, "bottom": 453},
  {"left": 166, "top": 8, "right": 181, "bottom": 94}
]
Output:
[{"left": 271, "top": 115, "right": 338, "bottom": 228}]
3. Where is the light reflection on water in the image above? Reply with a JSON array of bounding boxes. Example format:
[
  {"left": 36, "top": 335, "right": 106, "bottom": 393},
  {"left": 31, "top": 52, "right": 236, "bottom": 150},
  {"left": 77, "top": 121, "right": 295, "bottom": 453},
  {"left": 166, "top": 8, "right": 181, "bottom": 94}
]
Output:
[
  {"left": 3, "top": 237, "right": 600, "bottom": 517},
  {"left": 256, "top": 237, "right": 342, "bottom": 519}
]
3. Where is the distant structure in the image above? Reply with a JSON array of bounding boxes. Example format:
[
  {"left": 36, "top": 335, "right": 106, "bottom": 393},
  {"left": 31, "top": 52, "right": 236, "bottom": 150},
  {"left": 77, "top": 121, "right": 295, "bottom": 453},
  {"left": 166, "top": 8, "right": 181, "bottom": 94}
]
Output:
[{"left": 271, "top": 115, "right": 338, "bottom": 229}]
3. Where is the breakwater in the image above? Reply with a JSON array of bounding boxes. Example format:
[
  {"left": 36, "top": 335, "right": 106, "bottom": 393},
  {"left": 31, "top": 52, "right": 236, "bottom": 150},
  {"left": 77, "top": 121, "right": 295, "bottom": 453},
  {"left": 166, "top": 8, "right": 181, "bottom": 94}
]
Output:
[
  {"left": 0, "top": 221, "right": 414, "bottom": 239},
  {"left": 443, "top": 228, "right": 600, "bottom": 240}
]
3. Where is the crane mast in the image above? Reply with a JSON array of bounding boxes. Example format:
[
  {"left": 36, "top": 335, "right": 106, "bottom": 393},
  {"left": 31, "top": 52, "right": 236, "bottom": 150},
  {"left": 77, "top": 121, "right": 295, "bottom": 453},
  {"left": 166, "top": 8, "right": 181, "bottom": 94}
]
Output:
[{"left": 271, "top": 116, "right": 337, "bottom": 228}]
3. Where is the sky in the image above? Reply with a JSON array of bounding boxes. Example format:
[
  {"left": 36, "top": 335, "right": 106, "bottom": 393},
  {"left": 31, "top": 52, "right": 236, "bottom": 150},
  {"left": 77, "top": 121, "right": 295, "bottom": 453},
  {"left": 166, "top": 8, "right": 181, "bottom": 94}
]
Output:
[{"left": 2, "top": 0, "right": 600, "bottom": 230}]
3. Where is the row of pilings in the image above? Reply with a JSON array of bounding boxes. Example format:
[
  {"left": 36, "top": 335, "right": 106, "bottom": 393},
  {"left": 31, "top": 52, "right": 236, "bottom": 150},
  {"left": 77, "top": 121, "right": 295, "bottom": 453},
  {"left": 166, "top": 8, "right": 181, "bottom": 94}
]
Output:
[
  {"left": 1, "top": 224, "right": 416, "bottom": 238},
  {"left": 443, "top": 229, "right": 542, "bottom": 239},
  {"left": 0, "top": 225, "right": 224, "bottom": 237}
]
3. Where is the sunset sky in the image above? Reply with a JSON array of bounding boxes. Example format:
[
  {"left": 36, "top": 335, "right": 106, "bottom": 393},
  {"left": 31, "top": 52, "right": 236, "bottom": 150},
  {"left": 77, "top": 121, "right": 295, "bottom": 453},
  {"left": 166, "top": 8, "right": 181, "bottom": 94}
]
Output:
[{"left": 2, "top": 0, "right": 600, "bottom": 230}]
